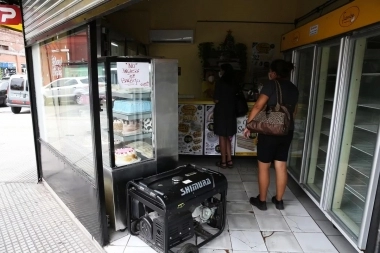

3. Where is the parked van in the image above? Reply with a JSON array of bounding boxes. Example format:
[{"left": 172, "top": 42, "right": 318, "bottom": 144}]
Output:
[{"left": 6, "top": 75, "right": 29, "bottom": 114}]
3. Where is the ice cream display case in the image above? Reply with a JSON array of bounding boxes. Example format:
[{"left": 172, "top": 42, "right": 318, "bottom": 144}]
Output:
[{"left": 97, "top": 56, "right": 179, "bottom": 230}]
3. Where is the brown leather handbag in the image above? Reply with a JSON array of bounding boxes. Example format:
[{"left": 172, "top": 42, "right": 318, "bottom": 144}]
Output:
[{"left": 246, "top": 80, "right": 291, "bottom": 136}]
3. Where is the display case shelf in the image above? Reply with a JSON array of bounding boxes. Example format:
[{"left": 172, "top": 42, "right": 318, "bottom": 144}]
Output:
[
  {"left": 354, "top": 124, "right": 378, "bottom": 134},
  {"left": 113, "top": 112, "right": 152, "bottom": 120},
  {"left": 357, "top": 103, "right": 380, "bottom": 110},
  {"left": 345, "top": 184, "right": 367, "bottom": 202},
  {"left": 351, "top": 142, "right": 375, "bottom": 156},
  {"left": 325, "top": 97, "right": 334, "bottom": 102},
  {"left": 321, "top": 130, "right": 330, "bottom": 137},
  {"left": 323, "top": 114, "right": 332, "bottom": 119},
  {"left": 114, "top": 132, "right": 152, "bottom": 142},
  {"left": 316, "top": 164, "right": 325, "bottom": 172},
  {"left": 362, "top": 73, "right": 380, "bottom": 76},
  {"left": 113, "top": 91, "right": 151, "bottom": 99},
  {"left": 319, "top": 145, "right": 328, "bottom": 153},
  {"left": 348, "top": 161, "right": 372, "bottom": 178}
]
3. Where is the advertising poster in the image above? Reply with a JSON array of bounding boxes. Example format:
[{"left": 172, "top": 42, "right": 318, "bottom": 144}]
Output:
[
  {"left": 235, "top": 105, "right": 258, "bottom": 156},
  {"left": 204, "top": 105, "right": 235, "bottom": 156},
  {"left": 178, "top": 104, "right": 204, "bottom": 155}
]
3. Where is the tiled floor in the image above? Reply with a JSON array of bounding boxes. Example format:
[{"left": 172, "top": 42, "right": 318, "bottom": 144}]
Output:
[{"left": 104, "top": 156, "right": 359, "bottom": 253}]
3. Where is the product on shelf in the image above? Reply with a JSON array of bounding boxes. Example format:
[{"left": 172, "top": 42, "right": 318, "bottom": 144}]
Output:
[
  {"left": 113, "top": 119, "right": 123, "bottom": 133},
  {"left": 143, "top": 118, "right": 153, "bottom": 133},
  {"left": 113, "top": 100, "right": 151, "bottom": 114},
  {"left": 115, "top": 147, "right": 139, "bottom": 163},
  {"left": 191, "top": 121, "right": 202, "bottom": 132},
  {"left": 122, "top": 120, "right": 141, "bottom": 135},
  {"left": 127, "top": 141, "right": 154, "bottom": 159},
  {"left": 236, "top": 135, "right": 256, "bottom": 151}
]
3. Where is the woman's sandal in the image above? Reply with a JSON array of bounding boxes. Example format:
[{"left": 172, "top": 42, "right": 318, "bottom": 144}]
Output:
[
  {"left": 216, "top": 161, "right": 227, "bottom": 169},
  {"left": 226, "top": 160, "right": 234, "bottom": 169}
]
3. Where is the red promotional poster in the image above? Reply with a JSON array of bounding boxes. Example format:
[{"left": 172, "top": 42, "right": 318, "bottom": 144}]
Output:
[{"left": 0, "top": 5, "right": 22, "bottom": 25}]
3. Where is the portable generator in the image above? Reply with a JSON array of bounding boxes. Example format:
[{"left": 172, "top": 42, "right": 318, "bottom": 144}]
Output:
[{"left": 126, "top": 164, "right": 228, "bottom": 253}]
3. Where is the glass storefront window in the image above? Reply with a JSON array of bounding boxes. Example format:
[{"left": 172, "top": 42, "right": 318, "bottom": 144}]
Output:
[
  {"left": 32, "top": 29, "right": 97, "bottom": 180},
  {"left": 288, "top": 46, "right": 315, "bottom": 180}
]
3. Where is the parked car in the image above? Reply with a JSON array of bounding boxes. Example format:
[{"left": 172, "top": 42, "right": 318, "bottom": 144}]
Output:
[
  {"left": 0, "top": 79, "right": 9, "bottom": 106},
  {"left": 43, "top": 77, "right": 106, "bottom": 105},
  {"left": 6, "top": 75, "right": 29, "bottom": 114}
]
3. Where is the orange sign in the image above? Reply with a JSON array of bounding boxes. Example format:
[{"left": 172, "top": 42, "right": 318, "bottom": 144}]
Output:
[{"left": 281, "top": 0, "right": 380, "bottom": 51}]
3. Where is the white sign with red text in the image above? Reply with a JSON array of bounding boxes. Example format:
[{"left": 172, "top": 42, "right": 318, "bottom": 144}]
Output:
[{"left": 117, "top": 62, "right": 150, "bottom": 89}]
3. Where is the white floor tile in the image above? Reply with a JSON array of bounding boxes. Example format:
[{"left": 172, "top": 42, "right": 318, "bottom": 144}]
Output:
[
  {"left": 241, "top": 174, "right": 258, "bottom": 182},
  {"left": 124, "top": 246, "right": 157, "bottom": 253},
  {"left": 315, "top": 220, "right": 342, "bottom": 236},
  {"left": 225, "top": 174, "right": 242, "bottom": 182},
  {"left": 230, "top": 230, "right": 267, "bottom": 251},
  {"left": 229, "top": 182, "right": 246, "bottom": 191},
  {"left": 255, "top": 215, "right": 291, "bottom": 232},
  {"left": 126, "top": 235, "right": 149, "bottom": 247},
  {"left": 220, "top": 167, "right": 239, "bottom": 174},
  {"left": 227, "top": 202, "right": 253, "bottom": 214},
  {"left": 104, "top": 245, "right": 126, "bottom": 253},
  {"left": 227, "top": 190, "right": 249, "bottom": 202},
  {"left": 243, "top": 182, "right": 259, "bottom": 192},
  {"left": 284, "top": 216, "right": 322, "bottom": 233},
  {"left": 294, "top": 232, "right": 338, "bottom": 253},
  {"left": 280, "top": 202, "right": 310, "bottom": 217},
  {"left": 239, "top": 167, "right": 257, "bottom": 174},
  {"left": 227, "top": 213, "right": 260, "bottom": 231},
  {"left": 201, "top": 231, "right": 232, "bottom": 250},
  {"left": 252, "top": 203, "right": 282, "bottom": 216},
  {"left": 328, "top": 235, "right": 358, "bottom": 253},
  {"left": 199, "top": 249, "right": 233, "bottom": 253},
  {"left": 110, "top": 234, "right": 131, "bottom": 246},
  {"left": 263, "top": 231, "right": 302, "bottom": 252}
]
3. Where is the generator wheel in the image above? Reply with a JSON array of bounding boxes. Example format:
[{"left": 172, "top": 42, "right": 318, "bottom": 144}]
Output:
[{"left": 177, "top": 243, "right": 199, "bottom": 253}]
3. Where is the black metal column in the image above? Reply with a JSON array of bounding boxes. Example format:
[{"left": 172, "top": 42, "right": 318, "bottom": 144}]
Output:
[{"left": 87, "top": 21, "right": 109, "bottom": 246}]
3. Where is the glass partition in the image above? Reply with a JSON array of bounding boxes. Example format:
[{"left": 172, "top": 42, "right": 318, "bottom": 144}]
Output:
[{"left": 288, "top": 46, "right": 315, "bottom": 180}]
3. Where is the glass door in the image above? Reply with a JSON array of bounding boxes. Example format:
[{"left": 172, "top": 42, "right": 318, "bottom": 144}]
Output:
[
  {"left": 288, "top": 46, "right": 315, "bottom": 180},
  {"left": 330, "top": 33, "right": 380, "bottom": 246},
  {"left": 305, "top": 43, "right": 341, "bottom": 200}
]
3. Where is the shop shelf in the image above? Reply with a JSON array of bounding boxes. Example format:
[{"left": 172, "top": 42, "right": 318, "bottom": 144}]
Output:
[
  {"left": 348, "top": 160, "right": 372, "bottom": 178},
  {"left": 362, "top": 73, "right": 380, "bottom": 76},
  {"left": 319, "top": 144, "right": 328, "bottom": 153},
  {"left": 320, "top": 130, "right": 330, "bottom": 137},
  {"left": 114, "top": 132, "right": 152, "bottom": 142},
  {"left": 345, "top": 184, "right": 367, "bottom": 202},
  {"left": 316, "top": 164, "right": 325, "bottom": 172},
  {"left": 323, "top": 114, "right": 332, "bottom": 119},
  {"left": 357, "top": 103, "right": 380, "bottom": 110},
  {"left": 113, "top": 112, "right": 152, "bottom": 120},
  {"left": 324, "top": 97, "right": 334, "bottom": 102},
  {"left": 354, "top": 124, "right": 378, "bottom": 134},
  {"left": 351, "top": 141, "right": 375, "bottom": 156},
  {"left": 112, "top": 91, "right": 151, "bottom": 99}
]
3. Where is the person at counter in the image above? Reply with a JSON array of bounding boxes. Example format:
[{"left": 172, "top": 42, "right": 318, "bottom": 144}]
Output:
[
  {"left": 201, "top": 71, "right": 216, "bottom": 98},
  {"left": 243, "top": 59, "right": 299, "bottom": 211},
  {"left": 213, "top": 64, "right": 238, "bottom": 169}
]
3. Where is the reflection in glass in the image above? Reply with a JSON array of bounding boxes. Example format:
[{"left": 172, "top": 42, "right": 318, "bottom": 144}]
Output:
[
  {"left": 306, "top": 44, "right": 340, "bottom": 199},
  {"left": 331, "top": 35, "right": 380, "bottom": 237},
  {"left": 288, "top": 47, "right": 315, "bottom": 180},
  {"left": 33, "top": 29, "right": 100, "bottom": 181}
]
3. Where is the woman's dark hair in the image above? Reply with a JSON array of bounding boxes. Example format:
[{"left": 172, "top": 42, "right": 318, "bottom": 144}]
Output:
[
  {"left": 220, "top": 63, "right": 235, "bottom": 85},
  {"left": 270, "top": 59, "right": 294, "bottom": 78}
]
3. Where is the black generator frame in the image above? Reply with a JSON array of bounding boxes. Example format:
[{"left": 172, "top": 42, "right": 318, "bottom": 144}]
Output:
[{"left": 126, "top": 166, "right": 228, "bottom": 253}]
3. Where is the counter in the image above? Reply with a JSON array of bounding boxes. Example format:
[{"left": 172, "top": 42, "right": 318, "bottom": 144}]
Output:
[{"left": 178, "top": 99, "right": 257, "bottom": 156}]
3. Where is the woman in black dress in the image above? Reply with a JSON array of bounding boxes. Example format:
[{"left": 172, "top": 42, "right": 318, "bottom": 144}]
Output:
[
  {"left": 244, "top": 59, "right": 299, "bottom": 211},
  {"left": 213, "top": 64, "right": 238, "bottom": 169}
]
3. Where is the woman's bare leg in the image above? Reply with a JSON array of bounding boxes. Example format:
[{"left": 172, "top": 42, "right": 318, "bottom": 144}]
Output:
[
  {"left": 274, "top": 160, "right": 288, "bottom": 200},
  {"left": 219, "top": 136, "right": 227, "bottom": 163},
  {"left": 258, "top": 161, "right": 271, "bottom": 201},
  {"left": 226, "top": 137, "right": 232, "bottom": 162}
]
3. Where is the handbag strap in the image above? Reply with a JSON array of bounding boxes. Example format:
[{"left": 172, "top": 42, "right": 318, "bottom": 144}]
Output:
[{"left": 274, "top": 80, "right": 283, "bottom": 105}]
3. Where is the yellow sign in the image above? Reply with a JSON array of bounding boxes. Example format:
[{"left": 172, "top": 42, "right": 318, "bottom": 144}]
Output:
[
  {"left": 1, "top": 24, "right": 23, "bottom": 32},
  {"left": 281, "top": 0, "right": 380, "bottom": 51}
]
